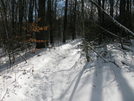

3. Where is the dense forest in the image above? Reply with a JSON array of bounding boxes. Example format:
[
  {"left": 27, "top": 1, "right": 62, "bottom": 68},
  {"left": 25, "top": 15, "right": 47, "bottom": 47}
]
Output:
[{"left": 0, "top": 0, "right": 134, "bottom": 65}]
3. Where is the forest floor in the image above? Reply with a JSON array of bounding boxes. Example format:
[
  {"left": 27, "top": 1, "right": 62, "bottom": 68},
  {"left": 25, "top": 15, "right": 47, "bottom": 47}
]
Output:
[{"left": 0, "top": 39, "right": 134, "bottom": 101}]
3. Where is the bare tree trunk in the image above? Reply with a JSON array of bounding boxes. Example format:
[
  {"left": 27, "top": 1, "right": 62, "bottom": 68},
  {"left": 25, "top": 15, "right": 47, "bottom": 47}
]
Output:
[
  {"left": 126, "top": 0, "right": 132, "bottom": 30},
  {"left": 19, "top": 0, "right": 24, "bottom": 36},
  {"left": 36, "top": 0, "right": 46, "bottom": 48},
  {"left": 98, "top": 0, "right": 101, "bottom": 24},
  {"left": 12, "top": 0, "right": 15, "bottom": 36},
  {"left": 72, "top": 0, "right": 77, "bottom": 40},
  {"left": 29, "top": 0, "right": 34, "bottom": 23},
  {"left": 81, "top": 0, "right": 90, "bottom": 62},
  {"left": 109, "top": 0, "right": 114, "bottom": 17},
  {"left": 63, "top": 0, "right": 68, "bottom": 43},
  {"left": 97, "top": 0, "right": 102, "bottom": 44},
  {"left": 48, "top": 0, "right": 54, "bottom": 45}
]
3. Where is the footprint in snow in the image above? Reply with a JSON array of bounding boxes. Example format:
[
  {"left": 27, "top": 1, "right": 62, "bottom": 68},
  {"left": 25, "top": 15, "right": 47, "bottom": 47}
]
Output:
[
  {"left": 3, "top": 75, "right": 12, "bottom": 79},
  {"left": 34, "top": 73, "right": 43, "bottom": 80}
]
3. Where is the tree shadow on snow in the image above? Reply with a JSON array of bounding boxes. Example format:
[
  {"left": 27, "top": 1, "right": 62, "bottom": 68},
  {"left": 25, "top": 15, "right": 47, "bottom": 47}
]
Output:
[
  {"left": 0, "top": 49, "right": 46, "bottom": 72},
  {"left": 48, "top": 61, "right": 88, "bottom": 101},
  {"left": 49, "top": 61, "right": 83, "bottom": 100},
  {"left": 89, "top": 62, "right": 103, "bottom": 101},
  {"left": 116, "top": 69, "right": 134, "bottom": 101},
  {"left": 68, "top": 63, "right": 88, "bottom": 101},
  {"left": 105, "top": 43, "right": 134, "bottom": 101}
]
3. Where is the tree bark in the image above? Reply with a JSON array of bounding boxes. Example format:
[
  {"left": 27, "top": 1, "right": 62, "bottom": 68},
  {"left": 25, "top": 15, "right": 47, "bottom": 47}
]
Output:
[
  {"left": 19, "top": 0, "right": 24, "bottom": 36},
  {"left": 36, "top": 0, "right": 46, "bottom": 48},
  {"left": 109, "top": 0, "right": 114, "bottom": 17},
  {"left": 29, "top": 0, "right": 34, "bottom": 23},
  {"left": 72, "top": 0, "right": 77, "bottom": 40},
  {"left": 12, "top": 0, "right": 15, "bottom": 36},
  {"left": 63, "top": 0, "right": 68, "bottom": 43},
  {"left": 48, "top": 0, "right": 54, "bottom": 45}
]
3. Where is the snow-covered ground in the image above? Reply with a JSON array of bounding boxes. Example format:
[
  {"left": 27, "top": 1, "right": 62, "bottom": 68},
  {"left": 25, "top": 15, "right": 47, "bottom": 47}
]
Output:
[{"left": 0, "top": 39, "right": 134, "bottom": 101}]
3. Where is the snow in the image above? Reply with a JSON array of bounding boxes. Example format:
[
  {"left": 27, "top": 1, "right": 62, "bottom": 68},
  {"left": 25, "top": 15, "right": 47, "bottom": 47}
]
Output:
[{"left": 0, "top": 39, "right": 134, "bottom": 101}]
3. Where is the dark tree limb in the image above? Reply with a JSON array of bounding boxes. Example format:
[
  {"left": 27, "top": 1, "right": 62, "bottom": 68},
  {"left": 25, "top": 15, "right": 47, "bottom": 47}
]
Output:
[{"left": 89, "top": 0, "right": 134, "bottom": 37}]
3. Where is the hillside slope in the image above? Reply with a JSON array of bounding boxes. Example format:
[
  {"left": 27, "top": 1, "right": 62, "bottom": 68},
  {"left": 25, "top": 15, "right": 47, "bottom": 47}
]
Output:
[{"left": 0, "top": 39, "right": 134, "bottom": 101}]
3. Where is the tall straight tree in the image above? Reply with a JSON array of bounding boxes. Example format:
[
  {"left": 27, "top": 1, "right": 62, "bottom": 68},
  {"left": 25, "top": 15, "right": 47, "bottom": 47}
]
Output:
[
  {"left": 36, "top": 0, "right": 46, "bottom": 48},
  {"left": 98, "top": 0, "right": 101, "bottom": 24},
  {"left": 27, "top": 0, "right": 34, "bottom": 41},
  {"left": 72, "top": 0, "right": 77, "bottom": 40},
  {"left": 81, "top": 0, "right": 84, "bottom": 36},
  {"left": 97, "top": 0, "right": 103, "bottom": 44},
  {"left": 119, "top": 0, "right": 126, "bottom": 25},
  {"left": 48, "top": 0, "right": 54, "bottom": 45},
  {"left": 28, "top": 0, "right": 34, "bottom": 23},
  {"left": 119, "top": 0, "right": 127, "bottom": 40},
  {"left": 126, "top": 0, "right": 132, "bottom": 30},
  {"left": 11, "top": 0, "right": 15, "bottom": 36},
  {"left": 102, "top": 0, "right": 105, "bottom": 26},
  {"left": 63, "top": 0, "right": 68, "bottom": 43},
  {"left": 109, "top": 0, "right": 114, "bottom": 17},
  {"left": 19, "top": 0, "right": 24, "bottom": 36}
]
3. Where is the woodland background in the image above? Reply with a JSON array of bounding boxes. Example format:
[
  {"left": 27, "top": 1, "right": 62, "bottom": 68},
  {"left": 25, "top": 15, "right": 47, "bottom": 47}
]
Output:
[{"left": 0, "top": 0, "right": 134, "bottom": 66}]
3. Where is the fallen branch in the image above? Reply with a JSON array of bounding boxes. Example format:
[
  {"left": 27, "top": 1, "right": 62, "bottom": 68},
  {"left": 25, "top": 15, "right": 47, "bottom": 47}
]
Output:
[
  {"left": 89, "top": 0, "right": 134, "bottom": 37},
  {"left": 88, "top": 19, "right": 128, "bottom": 42},
  {"left": 0, "top": 88, "right": 17, "bottom": 101},
  {"left": 15, "top": 52, "right": 27, "bottom": 63},
  {"left": 121, "top": 61, "right": 129, "bottom": 66},
  {"left": 88, "top": 44, "right": 107, "bottom": 62},
  {"left": 109, "top": 60, "right": 120, "bottom": 68},
  {"left": 0, "top": 89, "right": 8, "bottom": 101},
  {"left": 8, "top": 88, "right": 17, "bottom": 95},
  {"left": 87, "top": 44, "right": 120, "bottom": 68}
]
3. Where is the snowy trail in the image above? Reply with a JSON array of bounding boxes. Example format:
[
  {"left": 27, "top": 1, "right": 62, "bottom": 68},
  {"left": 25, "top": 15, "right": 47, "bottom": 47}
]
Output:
[
  {"left": 26, "top": 40, "right": 82, "bottom": 101},
  {"left": 0, "top": 39, "right": 83, "bottom": 101},
  {"left": 0, "top": 39, "right": 134, "bottom": 101}
]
